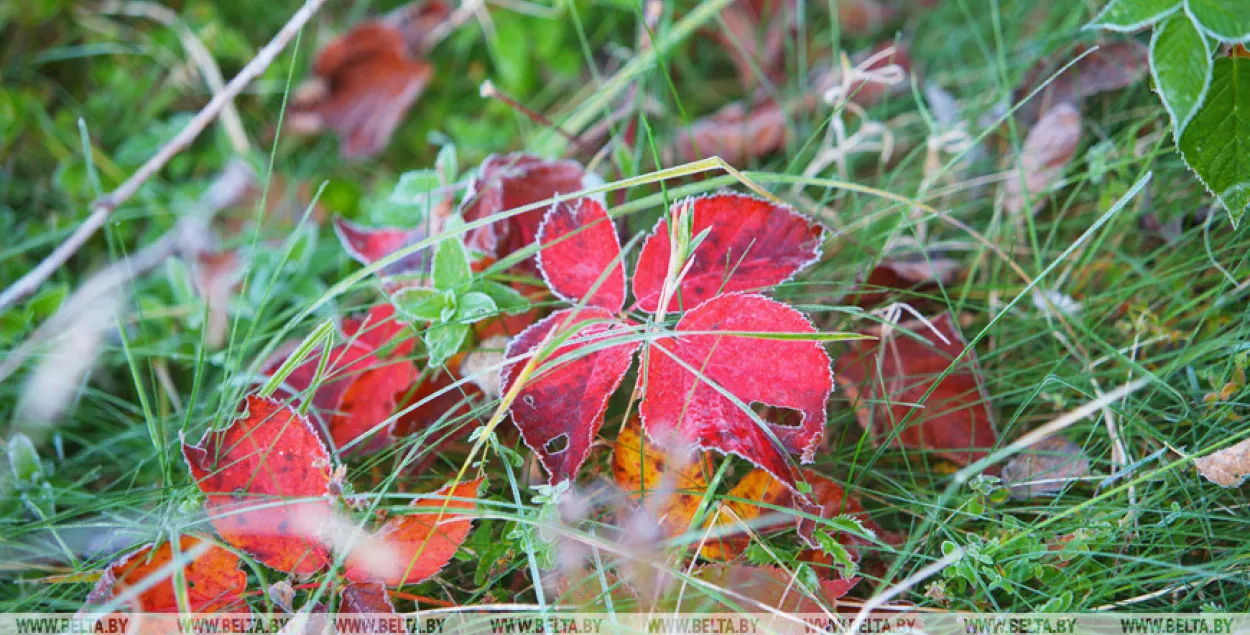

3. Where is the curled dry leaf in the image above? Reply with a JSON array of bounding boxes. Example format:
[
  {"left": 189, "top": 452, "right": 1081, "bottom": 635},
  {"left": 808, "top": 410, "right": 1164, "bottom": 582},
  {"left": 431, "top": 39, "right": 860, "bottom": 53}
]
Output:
[
  {"left": 288, "top": 22, "right": 432, "bottom": 159},
  {"left": 83, "top": 535, "right": 247, "bottom": 613},
  {"left": 182, "top": 396, "right": 334, "bottom": 575},
  {"left": 1003, "top": 103, "right": 1082, "bottom": 216},
  {"left": 1194, "top": 438, "right": 1250, "bottom": 488},
  {"left": 1014, "top": 41, "right": 1149, "bottom": 125},
  {"left": 1001, "top": 435, "right": 1090, "bottom": 499},
  {"left": 343, "top": 477, "right": 482, "bottom": 586},
  {"left": 632, "top": 194, "right": 825, "bottom": 313},
  {"left": 835, "top": 313, "right": 998, "bottom": 467}
]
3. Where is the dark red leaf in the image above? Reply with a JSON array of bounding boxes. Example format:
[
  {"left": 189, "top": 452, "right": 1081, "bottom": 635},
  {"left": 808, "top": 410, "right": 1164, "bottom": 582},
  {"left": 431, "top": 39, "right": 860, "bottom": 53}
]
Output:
[
  {"left": 342, "top": 304, "right": 417, "bottom": 360},
  {"left": 632, "top": 194, "right": 824, "bottom": 313},
  {"left": 333, "top": 216, "right": 433, "bottom": 276},
  {"left": 182, "top": 396, "right": 333, "bottom": 575},
  {"left": 391, "top": 365, "right": 482, "bottom": 473},
  {"left": 638, "top": 293, "right": 832, "bottom": 531},
  {"left": 83, "top": 536, "right": 247, "bottom": 613},
  {"left": 340, "top": 581, "right": 395, "bottom": 613},
  {"left": 461, "top": 154, "right": 597, "bottom": 275},
  {"left": 536, "top": 198, "right": 627, "bottom": 312},
  {"left": 834, "top": 313, "right": 998, "bottom": 466},
  {"left": 329, "top": 358, "right": 418, "bottom": 454},
  {"left": 503, "top": 307, "right": 641, "bottom": 483},
  {"left": 288, "top": 22, "right": 432, "bottom": 159},
  {"left": 344, "top": 478, "right": 481, "bottom": 586}
]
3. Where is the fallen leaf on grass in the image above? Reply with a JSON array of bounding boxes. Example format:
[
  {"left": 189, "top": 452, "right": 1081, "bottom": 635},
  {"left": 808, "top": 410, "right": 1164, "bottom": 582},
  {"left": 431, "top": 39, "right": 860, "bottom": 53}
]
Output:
[
  {"left": 182, "top": 396, "right": 334, "bottom": 575},
  {"left": 83, "top": 535, "right": 247, "bottom": 613},
  {"left": 848, "top": 252, "right": 963, "bottom": 308},
  {"left": 835, "top": 313, "right": 999, "bottom": 466},
  {"left": 1001, "top": 436, "right": 1090, "bottom": 499},
  {"left": 1003, "top": 103, "right": 1082, "bottom": 216},
  {"left": 288, "top": 22, "right": 433, "bottom": 159},
  {"left": 340, "top": 581, "right": 395, "bottom": 614},
  {"left": 612, "top": 416, "right": 714, "bottom": 539},
  {"left": 1014, "top": 41, "right": 1149, "bottom": 125},
  {"left": 343, "top": 478, "right": 482, "bottom": 586},
  {"left": 333, "top": 216, "right": 436, "bottom": 278},
  {"left": 1195, "top": 438, "right": 1250, "bottom": 488}
]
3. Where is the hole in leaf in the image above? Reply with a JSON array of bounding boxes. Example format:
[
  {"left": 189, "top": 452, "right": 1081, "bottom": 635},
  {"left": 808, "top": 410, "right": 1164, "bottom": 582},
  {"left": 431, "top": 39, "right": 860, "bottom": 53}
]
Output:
[
  {"left": 751, "top": 402, "right": 804, "bottom": 429},
  {"left": 545, "top": 434, "right": 569, "bottom": 454}
]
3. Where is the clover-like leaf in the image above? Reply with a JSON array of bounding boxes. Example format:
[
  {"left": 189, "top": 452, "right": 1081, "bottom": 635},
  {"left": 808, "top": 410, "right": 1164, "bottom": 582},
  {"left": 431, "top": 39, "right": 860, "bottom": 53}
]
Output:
[
  {"left": 503, "top": 308, "right": 641, "bottom": 483},
  {"left": 536, "top": 198, "right": 627, "bottom": 313},
  {"left": 433, "top": 236, "right": 473, "bottom": 292},
  {"left": 344, "top": 478, "right": 482, "bottom": 586},
  {"left": 83, "top": 536, "right": 247, "bottom": 613},
  {"left": 1178, "top": 55, "right": 1250, "bottom": 226},
  {"left": 638, "top": 292, "right": 832, "bottom": 535},
  {"left": 1088, "top": 0, "right": 1180, "bottom": 31},
  {"left": 392, "top": 287, "right": 446, "bottom": 323},
  {"left": 835, "top": 313, "right": 999, "bottom": 466},
  {"left": 454, "top": 291, "right": 498, "bottom": 324},
  {"left": 182, "top": 396, "right": 334, "bottom": 574},
  {"left": 1152, "top": 12, "right": 1213, "bottom": 136},
  {"left": 474, "top": 280, "right": 531, "bottom": 315},
  {"left": 633, "top": 194, "right": 825, "bottom": 313},
  {"left": 425, "top": 322, "right": 470, "bottom": 367}
]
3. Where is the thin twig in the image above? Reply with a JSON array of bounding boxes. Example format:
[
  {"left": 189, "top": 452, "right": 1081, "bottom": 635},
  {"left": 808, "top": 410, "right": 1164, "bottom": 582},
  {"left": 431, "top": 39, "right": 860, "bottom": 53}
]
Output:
[{"left": 0, "top": 0, "right": 327, "bottom": 313}]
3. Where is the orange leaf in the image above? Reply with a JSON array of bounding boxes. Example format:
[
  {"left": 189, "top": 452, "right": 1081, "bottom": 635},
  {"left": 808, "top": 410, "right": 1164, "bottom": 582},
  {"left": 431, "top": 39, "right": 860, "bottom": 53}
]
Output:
[
  {"left": 612, "top": 416, "right": 714, "bottom": 539},
  {"left": 83, "top": 535, "right": 247, "bottom": 613},
  {"left": 344, "top": 478, "right": 482, "bottom": 586}
]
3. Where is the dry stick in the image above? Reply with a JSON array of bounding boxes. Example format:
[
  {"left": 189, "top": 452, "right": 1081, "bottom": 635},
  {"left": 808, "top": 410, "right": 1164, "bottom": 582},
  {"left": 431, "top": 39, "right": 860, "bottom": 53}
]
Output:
[{"left": 0, "top": 0, "right": 329, "bottom": 314}]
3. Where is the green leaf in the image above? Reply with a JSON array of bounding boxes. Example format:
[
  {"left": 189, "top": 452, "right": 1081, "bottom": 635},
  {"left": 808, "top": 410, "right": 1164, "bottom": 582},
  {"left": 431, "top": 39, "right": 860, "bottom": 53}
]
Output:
[
  {"left": 424, "top": 322, "right": 470, "bottom": 367},
  {"left": 475, "top": 280, "right": 531, "bottom": 314},
  {"left": 432, "top": 236, "right": 473, "bottom": 291},
  {"left": 1186, "top": 0, "right": 1250, "bottom": 42},
  {"left": 1178, "top": 56, "right": 1250, "bottom": 227},
  {"left": 436, "top": 143, "right": 458, "bottom": 182},
  {"left": 1152, "top": 13, "right": 1213, "bottom": 135},
  {"left": 1088, "top": 0, "right": 1180, "bottom": 30},
  {"left": 454, "top": 291, "right": 498, "bottom": 324},
  {"left": 390, "top": 170, "right": 441, "bottom": 205},
  {"left": 392, "top": 287, "right": 446, "bottom": 322},
  {"left": 7, "top": 433, "right": 42, "bottom": 483},
  {"left": 813, "top": 530, "right": 858, "bottom": 576}
]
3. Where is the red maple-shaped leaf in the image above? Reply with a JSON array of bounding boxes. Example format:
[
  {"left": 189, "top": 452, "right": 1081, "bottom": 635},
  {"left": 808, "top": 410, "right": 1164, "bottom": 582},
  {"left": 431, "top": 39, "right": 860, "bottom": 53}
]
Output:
[
  {"left": 502, "top": 308, "right": 641, "bottom": 483},
  {"left": 333, "top": 216, "right": 434, "bottom": 277},
  {"left": 182, "top": 396, "right": 333, "bottom": 575},
  {"left": 834, "top": 313, "right": 998, "bottom": 466},
  {"left": 288, "top": 22, "right": 432, "bottom": 159},
  {"left": 83, "top": 535, "right": 247, "bottom": 613},
  {"left": 536, "top": 198, "right": 626, "bottom": 312},
  {"left": 344, "top": 478, "right": 481, "bottom": 586},
  {"left": 461, "top": 154, "right": 597, "bottom": 274},
  {"left": 632, "top": 194, "right": 824, "bottom": 313},
  {"left": 340, "top": 581, "right": 395, "bottom": 613},
  {"left": 639, "top": 293, "right": 831, "bottom": 515}
]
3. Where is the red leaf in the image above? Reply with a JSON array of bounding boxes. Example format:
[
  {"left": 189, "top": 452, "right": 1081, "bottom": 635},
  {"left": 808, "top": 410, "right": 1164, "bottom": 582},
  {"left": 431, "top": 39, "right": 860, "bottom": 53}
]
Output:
[
  {"left": 333, "top": 216, "right": 433, "bottom": 276},
  {"left": 260, "top": 339, "right": 375, "bottom": 417},
  {"left": 340, "top": 581, "right": 395, "bottom": 613},
  {"left": 639, "top": 293, "right": 831, "bottom": 523},
  {"left": 391, "top": 365, "right": 482, "bottom": 473},
  {"left": 288, "top": 22, "right": 432, "bottom": 159},
  {"left": 536, "top": 198, "right": 627, "bottom": 312},
  {"left": 461, "top": 154, "right": 597, "bottom": 274},
  {"left": 182, "top": 396, "right": 333, "bottom": 574},
  {"left": 632, "top": 194, "right": 824, "bottom": 313},
  {"left": 503, "top": 308, "right": 641, "bottom": 483},
  {"left": 834, "top": 313, "right": 998, "bottom": 466},
  {"left": 329, "top": 358, "right": 418, "bottom": 454},
  {"left": 344, "top": 478, "right": 481, "bottom": 586},
  {"left": 83, "top": 536, "right": 247, "bottom": 613},
  {"left": 342, "top": 304, "right": 417, "bottom": 360}
]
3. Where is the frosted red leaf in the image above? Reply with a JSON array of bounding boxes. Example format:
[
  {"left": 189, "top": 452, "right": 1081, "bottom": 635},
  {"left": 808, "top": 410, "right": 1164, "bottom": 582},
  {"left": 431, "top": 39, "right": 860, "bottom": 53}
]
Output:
[
  {"left": 333, "top": 216, "right": 434, "bottom": 277},
  {"left": 340, "top": 581, "right": 395, "bottom": 613},
  {"left": 502, "top": 307, "right": 641, "bottom": 483},
  {"left": 328, "top": 358, "right": 418, "bottom": 454},
  {"left": 182, "top": 396, "right": 333, "bottom": 575},
  {"left": 638, "top": 293, "right": 832, "bottom": 534},
  {"left": 834, "top": 313, "right": 998, "bottom": 466},
  {"left": 632, "top": 194, "right": 824, "bottom": 313},
  {"left": 83, "top": 535, "right": 247, "bottom": 613},
  {"left": 461, "top": 154, "right": 596, "bottom": 275},
  {"left": 288, "top": 22, "right": 432, "bottom": 159},
  {"left": 344, "top": 478, "right": 482, "bottom": 586},
  {"left": 342, "top": 303, "right": 417, "bottom": 360},
  {"left": 391, "top": 366, "right": 482, "bottom": 473},
  {"left": 536, "top": 198, "right": 627, "bottom": 313}
]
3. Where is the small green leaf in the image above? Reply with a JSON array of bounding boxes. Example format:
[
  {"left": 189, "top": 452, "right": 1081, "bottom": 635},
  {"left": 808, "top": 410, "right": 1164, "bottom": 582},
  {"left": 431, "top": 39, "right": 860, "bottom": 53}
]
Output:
[
  {"left": 392, "top": 287, "right": 446, "bottom": 322},
  {"left": 433, "top": 236, "right": 473, "bottom": 291},
  {"left": 1088, "top": 0, "right": 1180, "bottom": 30},
  {"left": 1186, "top": 0, "right": 1250, "bottom": 42},
  {"left": 390, "top": 170, "right": 441, "bottom": 205},
  {"left": 436, "top": 143, "right": 458, "bottom": 182},
  {"left": 441, "top": 290, "right": 458, "bottom": 323},
  {"left": 1178, "top": 56, "right": 1250, "bottom": 226},
  {"left": 424, "top": 322, "right": 470, "bottom": 367},
  {"left": 455, "top": 291, "right": 498, "bottom": 324},
  {"left": 7, "top": 433, "right": 42, "bottom": 483},
  {"left": 813, "top": 530, "right": 858, "bottom": 576},
  {"left": 475, "top": 280, "right": 531, "bottom": 314},
  {"left": 1152, "top": 12, "right": 1213, "bottom": 135}
]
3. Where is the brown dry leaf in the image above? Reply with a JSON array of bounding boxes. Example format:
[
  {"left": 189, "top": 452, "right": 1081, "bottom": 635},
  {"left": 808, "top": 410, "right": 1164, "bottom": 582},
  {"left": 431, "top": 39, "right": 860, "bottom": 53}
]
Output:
[
  {"left": 191, "top": 250, "right": 241, "bottom": 350},
  {"left": 288, "top": 21, "right": 433, "bottom": 159},
  {"left": 1014, "top": 41, "right": 1149, "bottom": 125},
  {"left": 1001, "top": 435, "right": 1090, "bottom": 499},
  {"left": 1195, "top": 438, "right": 1250, "bottom": 488},
  {"left": 1003, "top": 103, "right": 1082, "bottom": 216},
  {"left": 835, "top": 313, "right": 999, "bottom": 467}
]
